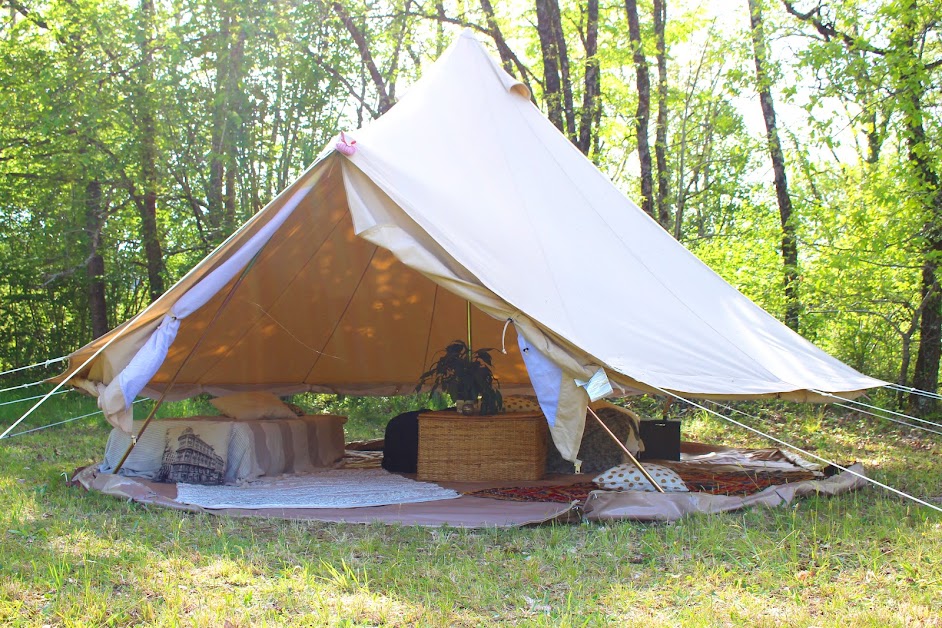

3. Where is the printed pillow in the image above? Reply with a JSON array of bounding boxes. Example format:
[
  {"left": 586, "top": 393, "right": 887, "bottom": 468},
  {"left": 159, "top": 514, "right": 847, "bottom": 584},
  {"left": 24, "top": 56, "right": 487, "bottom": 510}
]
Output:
[
  {"left": 593, "top": 463, "right": 689, "bottom": 493},
  {"left": 155, "top": 425, "right": 229, "bottom": 485},
  {"left": 502, "top": 395, "right": 542, "bottom": 413},
  {"left": 210, "top": 392, "right": 297, "bottom": 420}
]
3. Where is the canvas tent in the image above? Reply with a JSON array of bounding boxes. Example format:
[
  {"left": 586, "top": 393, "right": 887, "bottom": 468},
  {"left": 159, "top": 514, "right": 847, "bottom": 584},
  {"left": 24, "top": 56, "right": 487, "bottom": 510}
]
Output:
[{"left": 56, "top": 31, "right": 884, "bottom": 463}]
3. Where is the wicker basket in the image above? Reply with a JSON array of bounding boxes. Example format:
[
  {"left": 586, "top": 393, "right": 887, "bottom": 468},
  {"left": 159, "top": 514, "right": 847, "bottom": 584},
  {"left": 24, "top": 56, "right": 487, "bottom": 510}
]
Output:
[{"left": 417, "top": 410, "right": 548, "bottom": 482}]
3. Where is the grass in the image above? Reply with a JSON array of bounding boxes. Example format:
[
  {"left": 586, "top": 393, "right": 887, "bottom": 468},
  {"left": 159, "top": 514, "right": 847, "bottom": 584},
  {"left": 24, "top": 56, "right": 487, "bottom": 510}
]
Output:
[{"left": 1, "top": 389, "right": 941, "bottom": 626}]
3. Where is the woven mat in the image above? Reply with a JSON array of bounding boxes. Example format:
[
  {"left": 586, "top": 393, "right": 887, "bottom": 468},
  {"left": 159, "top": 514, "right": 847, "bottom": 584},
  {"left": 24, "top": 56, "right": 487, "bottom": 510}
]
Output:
[{"left": 175, "top": 469, "right": 459, "bottom": 510}]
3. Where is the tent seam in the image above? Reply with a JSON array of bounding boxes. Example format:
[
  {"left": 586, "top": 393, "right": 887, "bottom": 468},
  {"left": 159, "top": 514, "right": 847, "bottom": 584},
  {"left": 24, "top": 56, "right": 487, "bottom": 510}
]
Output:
[{"left": 302, "top": 246, "right": 381, "bottom": 383}]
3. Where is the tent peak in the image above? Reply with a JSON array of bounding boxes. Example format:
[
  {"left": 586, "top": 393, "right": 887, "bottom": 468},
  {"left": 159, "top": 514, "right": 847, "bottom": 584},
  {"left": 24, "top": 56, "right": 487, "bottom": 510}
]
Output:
[{"left": 451, "top": 29, "right": 530, "bottom": 100}]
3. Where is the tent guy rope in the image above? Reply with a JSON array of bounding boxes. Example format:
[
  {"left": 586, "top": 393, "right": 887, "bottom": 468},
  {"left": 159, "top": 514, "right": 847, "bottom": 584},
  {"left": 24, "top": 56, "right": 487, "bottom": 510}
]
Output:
[
  {"left": 0, "top": 380, "right": 51, "bottom": 395},
  {"left": 810, "top": 389, "right": 942, "bottom": 430},
  {"left": 650, "top": 385, "right": 942, "bottom": 515},
  {"left": 4, "top": 399, "right": 148, "bottom": 439},
  {"left": 0, "top": 389, "right": 70, "bottom": 408},
  {"left": 885, "top": 383, "right": 942, "bottom": 401},
  {"left": 825, "top": 401, "right": 942, "bottom": 437},
  {"left": 0, "top": 356, "right": 66, "bottom": 379},
  {"left": 0, "top": 326, "right": 138, "bottom": 440}
]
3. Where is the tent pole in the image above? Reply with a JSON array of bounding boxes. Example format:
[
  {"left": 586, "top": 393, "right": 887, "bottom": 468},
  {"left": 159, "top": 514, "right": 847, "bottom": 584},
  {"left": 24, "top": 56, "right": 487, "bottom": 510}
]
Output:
[
  {"left": 587, "top": 406, "right": 665, "bottom": 493},
  {"left": 112, "top": 251, "right": 263, "bottom": 474},
  {"left": 467, "top": 300, "right": 472, "bottom": 351}
]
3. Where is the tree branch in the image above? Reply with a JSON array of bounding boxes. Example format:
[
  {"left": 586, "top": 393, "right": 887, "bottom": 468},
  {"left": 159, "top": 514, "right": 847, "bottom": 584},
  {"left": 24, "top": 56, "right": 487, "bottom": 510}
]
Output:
[
  {"left": 4, "top": 0, "right": 51, "bottom": 31},
  {"left": 780, "top": 1, "right": 887, "bottom": 56},
  {"left": 332, "top": 1, "right": 394, "bottom": 114}
]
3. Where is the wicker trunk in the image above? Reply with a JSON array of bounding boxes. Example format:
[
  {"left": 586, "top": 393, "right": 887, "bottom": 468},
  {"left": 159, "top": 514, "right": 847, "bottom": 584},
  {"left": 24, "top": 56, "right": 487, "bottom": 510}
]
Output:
[{"left": 416, "top": 411, "right": 548, "bottom": 482}]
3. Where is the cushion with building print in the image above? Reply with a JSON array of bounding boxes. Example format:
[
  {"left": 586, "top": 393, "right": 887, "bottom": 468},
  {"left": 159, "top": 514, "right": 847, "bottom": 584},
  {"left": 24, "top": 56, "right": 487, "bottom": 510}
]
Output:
[{"left": 155, "top": 424, "right": 230, "bottom": 485}]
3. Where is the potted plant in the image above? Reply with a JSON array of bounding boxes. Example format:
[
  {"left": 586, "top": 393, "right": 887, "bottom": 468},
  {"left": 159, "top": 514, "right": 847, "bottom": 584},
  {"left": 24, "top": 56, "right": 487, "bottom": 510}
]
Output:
[{"left": 416, "top": 340, "right": 503, "bottom": 415}]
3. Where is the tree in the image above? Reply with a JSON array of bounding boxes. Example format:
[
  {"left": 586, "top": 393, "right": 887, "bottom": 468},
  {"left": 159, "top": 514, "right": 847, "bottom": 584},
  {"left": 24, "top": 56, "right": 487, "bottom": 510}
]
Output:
[
  {"left": 624, "top": 0, "right": 655, "bottom": 220},
  {"left": 653, "top": 0, "right": 670, "bottom": 229},
  {"left": 781, "top": 0, "right": 942, "bottom": 411},
  {"left": 748, "top": 0, "right": 801, "bottom": 331},
  {"left": 135, "top": 0, "right": 164, "bottom": 302}
]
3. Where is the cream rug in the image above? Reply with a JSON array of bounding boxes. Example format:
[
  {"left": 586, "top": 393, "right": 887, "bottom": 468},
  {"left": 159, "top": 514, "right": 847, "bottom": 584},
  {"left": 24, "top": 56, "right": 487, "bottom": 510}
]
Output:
[{"left": 175, "top": 469, "right": 459, "bottom": 510}]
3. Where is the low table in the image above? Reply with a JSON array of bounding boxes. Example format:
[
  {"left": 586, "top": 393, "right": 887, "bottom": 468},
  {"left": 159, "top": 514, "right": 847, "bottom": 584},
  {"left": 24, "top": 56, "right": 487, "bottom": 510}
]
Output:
[{"left": 417, "top": 410, "right": 549, "bottom": 482}]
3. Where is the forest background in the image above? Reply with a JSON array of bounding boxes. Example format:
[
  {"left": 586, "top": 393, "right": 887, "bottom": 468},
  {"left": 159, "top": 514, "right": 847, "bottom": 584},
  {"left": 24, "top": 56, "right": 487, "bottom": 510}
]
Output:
[{"left": 1, "top": 0, "right": 940, "bottom": 411}]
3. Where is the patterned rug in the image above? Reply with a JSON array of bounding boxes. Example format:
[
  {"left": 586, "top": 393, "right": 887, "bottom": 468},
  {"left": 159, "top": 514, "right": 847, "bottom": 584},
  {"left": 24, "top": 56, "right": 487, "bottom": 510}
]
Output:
[
  {"left": 675, "top": 468, "right": 818, "bottom": 496},
  {"left": 464, "top": 470, "right": 819, "bottom": 503}
]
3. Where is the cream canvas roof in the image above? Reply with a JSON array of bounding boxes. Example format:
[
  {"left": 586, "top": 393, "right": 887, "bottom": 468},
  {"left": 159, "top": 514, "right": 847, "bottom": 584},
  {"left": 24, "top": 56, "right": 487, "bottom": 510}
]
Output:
[{"left": 61, "top": 31, "right": 884, "bottom": 441}]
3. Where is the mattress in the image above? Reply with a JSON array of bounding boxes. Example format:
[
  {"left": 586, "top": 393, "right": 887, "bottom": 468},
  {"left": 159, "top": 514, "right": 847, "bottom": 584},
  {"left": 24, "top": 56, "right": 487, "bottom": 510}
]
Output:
[{"left": 99, "top": 415, "right": 347, "bottom": 484}]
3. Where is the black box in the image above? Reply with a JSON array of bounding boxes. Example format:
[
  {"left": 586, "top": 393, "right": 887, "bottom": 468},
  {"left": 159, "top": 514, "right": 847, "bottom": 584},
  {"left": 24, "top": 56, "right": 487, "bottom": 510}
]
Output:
[{"left": 638, "top": 420, "right": 681, "bottom": 461}]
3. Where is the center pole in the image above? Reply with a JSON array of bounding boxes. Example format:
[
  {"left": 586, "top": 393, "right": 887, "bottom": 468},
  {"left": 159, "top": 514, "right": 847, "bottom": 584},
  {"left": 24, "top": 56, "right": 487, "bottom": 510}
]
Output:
[{"left": 467, "top": 300, "right": 472, "bottom": 352}]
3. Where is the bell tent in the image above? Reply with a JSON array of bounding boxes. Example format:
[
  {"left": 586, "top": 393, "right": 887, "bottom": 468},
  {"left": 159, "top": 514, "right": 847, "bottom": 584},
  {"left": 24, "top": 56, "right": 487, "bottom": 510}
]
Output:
[{"left": 52, "top": 31, "right": 883, "bottom": 462}]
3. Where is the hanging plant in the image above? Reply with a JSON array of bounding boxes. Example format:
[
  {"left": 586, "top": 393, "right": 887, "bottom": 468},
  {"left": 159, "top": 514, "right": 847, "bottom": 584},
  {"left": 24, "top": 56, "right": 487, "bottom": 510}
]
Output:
[{"left": 416, "top": 340, "right": 503, "bottom": 415}]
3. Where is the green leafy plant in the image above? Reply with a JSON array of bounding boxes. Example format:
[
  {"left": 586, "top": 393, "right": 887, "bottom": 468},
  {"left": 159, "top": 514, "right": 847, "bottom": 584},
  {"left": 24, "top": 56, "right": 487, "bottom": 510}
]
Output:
[{"left": 415, "top": 340, "right": 503, "bottom": 415}]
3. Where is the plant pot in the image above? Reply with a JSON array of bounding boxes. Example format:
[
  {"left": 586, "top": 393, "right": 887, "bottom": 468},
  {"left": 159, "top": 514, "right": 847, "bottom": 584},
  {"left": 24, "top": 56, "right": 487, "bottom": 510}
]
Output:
[{"left": 455, "top": 399, "right": 480, "bottom": 415}]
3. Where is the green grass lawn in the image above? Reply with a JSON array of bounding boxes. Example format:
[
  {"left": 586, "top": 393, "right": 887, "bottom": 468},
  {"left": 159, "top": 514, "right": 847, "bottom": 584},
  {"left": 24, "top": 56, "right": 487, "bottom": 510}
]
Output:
[{"left": 1, "top": 392, "right": 940, "bottom": 626}]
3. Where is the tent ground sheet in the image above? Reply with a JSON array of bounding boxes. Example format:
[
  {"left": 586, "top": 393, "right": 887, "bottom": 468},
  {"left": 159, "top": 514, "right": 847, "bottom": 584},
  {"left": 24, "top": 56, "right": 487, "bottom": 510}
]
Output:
[{"left": 73, "top": 443, "right": 867, "bottom": 527}]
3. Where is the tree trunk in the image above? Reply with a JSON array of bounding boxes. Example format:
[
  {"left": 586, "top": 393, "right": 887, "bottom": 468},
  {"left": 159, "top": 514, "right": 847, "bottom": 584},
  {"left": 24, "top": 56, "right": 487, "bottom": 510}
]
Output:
[
  {"left": 207, "top": 12, "right": 229, "bottom": 236},
  {"left": 222, "top": 20, "right": 245, "bottom": 234},
  {"left": 548, "top": 0, "right": 575, "bottom": 140},
  {"left": 535, "top": 0, "right": 565, "bottom": 134},
  {"left": 625, "top": 0, "right": 654, "bottom": 219},
  {"left": 748, "top": 0, "right": 799, "bottom": 331},
  {"left": 84, "top": 180, "right": 109, "bottom": 339},
  {"left": 902, "top": 44, "right": 942, "bottom": 414},
  {"left": 577, "top": 0, "right": 600, "bottom": 158},
  {"left": 653, "top": 0, "right": 671, "bottom": 230},
  {"left": 479, "top": 0, "right": 532, "bottom": 95},
  {"left": 332, "top": 1, "right": 395, "bottom": 115},
  {"left": 138, "top": 0, "right": 164, "bottom": 302}
]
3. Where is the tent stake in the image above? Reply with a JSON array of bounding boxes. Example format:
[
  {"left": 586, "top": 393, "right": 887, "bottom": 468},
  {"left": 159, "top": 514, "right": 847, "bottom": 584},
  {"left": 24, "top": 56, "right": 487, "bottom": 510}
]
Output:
[{"left": 587, "top": 406, "right": 665, "bottom": 493}]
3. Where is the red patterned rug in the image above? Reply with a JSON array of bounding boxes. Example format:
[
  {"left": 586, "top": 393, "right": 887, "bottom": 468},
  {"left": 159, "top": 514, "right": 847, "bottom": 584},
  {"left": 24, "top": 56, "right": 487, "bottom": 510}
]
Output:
[
  {"left": 676, "top": 468, "right": 818, "bottom": 496},
  {"left": 464, "top": 470, "right": 819, "bottom": 503}
]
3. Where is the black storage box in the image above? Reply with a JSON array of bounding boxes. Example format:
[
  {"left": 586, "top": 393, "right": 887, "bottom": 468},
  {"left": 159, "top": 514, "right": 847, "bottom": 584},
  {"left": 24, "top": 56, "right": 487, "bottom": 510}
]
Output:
[{"left": 638, "top": 420, "right": 681, "bottom": 461}]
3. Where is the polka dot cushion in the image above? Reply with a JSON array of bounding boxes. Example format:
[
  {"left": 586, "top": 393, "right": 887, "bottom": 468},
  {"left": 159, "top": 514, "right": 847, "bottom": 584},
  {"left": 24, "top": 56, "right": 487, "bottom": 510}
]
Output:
[
  {"left": 593, "top": 463, "right": 689, "bottom": 493},
  {"left": 502, "top": 395, "right": 542, "bottom": 413}
]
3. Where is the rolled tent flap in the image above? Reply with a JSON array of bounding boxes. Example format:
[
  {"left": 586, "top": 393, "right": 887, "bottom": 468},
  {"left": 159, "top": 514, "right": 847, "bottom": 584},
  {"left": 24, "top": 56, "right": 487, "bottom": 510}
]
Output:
[
  {"left": 516, "top": 331, "right": 590, "bottom": 464},
  {"left": 96, "top": 177, "right": 318, "bottom": 432}
]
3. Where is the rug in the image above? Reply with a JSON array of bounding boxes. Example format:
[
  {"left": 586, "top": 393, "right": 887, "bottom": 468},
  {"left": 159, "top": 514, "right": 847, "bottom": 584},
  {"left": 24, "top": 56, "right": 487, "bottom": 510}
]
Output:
[
  {"left": 175, "top": 469, "right": 460, "bottom": 510},
  {"left": 675, "top": 468, "right": 818, "bottom": 496},
  {"left": 464, "top": 470, "right": 820, "bottom": 504},
  {"left": 464, "top": 482, "right": 599, "bottom": 504}
]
